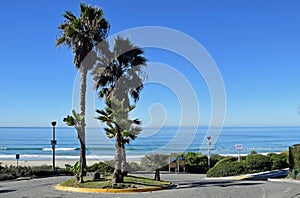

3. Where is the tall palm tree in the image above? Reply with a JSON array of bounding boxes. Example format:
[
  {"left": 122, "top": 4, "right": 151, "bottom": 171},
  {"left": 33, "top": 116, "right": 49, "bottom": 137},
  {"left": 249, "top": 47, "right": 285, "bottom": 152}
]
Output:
[
  {"left": 92, "top": 37, "right": 147, "bottom": 106},
  {"left": 95, "top": 99, "right": 142, "bottom": 183},
  {"left": 56, "top": 3, "right": 109, "bottom": 183},
  {"left": 92, "top": 37, "right": 147, "bottom": 183}
]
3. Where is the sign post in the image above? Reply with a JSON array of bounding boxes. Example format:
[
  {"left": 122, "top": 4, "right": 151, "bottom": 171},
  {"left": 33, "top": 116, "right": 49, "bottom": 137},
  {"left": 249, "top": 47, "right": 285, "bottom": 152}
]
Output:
[
  {"left": 235, "top": 144, "right": 242, "bottom": 162},
  {"left": 16, "top": 154, "right": 20, "bottom": 167}
]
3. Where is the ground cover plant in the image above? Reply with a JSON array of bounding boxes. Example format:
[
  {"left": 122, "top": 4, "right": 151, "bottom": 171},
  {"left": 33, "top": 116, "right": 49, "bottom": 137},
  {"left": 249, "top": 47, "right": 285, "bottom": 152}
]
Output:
[{"left": 59, "top": 174, "right": 172, "bottom": 189}]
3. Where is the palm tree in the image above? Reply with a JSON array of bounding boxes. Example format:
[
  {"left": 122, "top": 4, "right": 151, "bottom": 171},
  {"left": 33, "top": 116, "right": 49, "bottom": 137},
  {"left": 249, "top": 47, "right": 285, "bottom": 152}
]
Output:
[
  {"left": 95, "top": 99, "right": 142, "bottom": 183},
  {"left": 92, "top": 37, "right": 147, "bottom": 183},
  {"left": 92, "top": 37, "right": 147, "bottom": 106},
  {"left": 56, "top": 3, "right": 109, "bottom": 183},
  {"left": 102, "top": 104, "right": 142, "bottom": 177}
]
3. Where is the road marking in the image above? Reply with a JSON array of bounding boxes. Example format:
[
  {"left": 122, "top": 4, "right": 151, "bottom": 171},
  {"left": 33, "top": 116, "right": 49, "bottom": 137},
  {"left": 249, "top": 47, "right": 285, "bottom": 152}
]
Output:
[{"left": 284, "top": 187, "right": 292, "bottom": 193}]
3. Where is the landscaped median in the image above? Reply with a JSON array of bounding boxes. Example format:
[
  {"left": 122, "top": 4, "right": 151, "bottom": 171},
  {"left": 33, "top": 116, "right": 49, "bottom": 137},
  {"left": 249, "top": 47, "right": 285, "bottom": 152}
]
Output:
[{"left": 55, "top": 175, "right": 174, "bottom": 193}]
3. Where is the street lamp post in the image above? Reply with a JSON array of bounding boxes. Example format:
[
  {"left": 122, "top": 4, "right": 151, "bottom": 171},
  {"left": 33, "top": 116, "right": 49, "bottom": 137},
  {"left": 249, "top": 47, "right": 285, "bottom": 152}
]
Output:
[
  {"left": 207, "top": 136, "right": 211, "bottom": 168},
  {"left": 51, "top": 121, "right": 57, "bottom": 172}
]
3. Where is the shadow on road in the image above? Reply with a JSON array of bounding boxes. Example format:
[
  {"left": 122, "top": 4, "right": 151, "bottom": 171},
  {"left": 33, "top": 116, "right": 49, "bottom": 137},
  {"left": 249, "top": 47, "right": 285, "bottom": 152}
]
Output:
[
  {"left": 242, "top": 169, "right": 289, "bottom": 181},
  {"left": 0, "top": 189, "right": 16, "bottom": 194},
  {"left": 175, "top": 180, "right": 264, "bottom": 189}
]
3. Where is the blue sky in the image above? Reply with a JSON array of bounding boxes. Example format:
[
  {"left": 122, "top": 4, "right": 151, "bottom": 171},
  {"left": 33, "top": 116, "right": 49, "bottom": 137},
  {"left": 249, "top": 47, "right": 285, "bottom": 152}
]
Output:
[{"left": 0, "top": 0, "right": 299, "bottom": 127}]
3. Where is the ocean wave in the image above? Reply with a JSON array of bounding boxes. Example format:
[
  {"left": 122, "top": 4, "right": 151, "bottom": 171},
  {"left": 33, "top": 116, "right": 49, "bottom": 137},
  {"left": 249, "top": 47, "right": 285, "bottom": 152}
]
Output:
[
  {"left": 0, "top": 147, "right": 79, "bottom": 151},
  {"left": 0, "top": 147, "right": 43, "bottom": 150},
  {"left": 42, "top": 148, "right": 78, "bottom": 151}
]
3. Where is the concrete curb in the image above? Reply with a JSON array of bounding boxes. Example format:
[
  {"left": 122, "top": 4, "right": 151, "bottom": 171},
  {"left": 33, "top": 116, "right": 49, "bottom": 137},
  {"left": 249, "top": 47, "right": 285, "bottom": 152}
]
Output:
[
  {"left": 55, "top": 184, "right": 167, "bottom": 193},
  {"left": 268, "top": 178, "right": 300, "bottom": 184}
]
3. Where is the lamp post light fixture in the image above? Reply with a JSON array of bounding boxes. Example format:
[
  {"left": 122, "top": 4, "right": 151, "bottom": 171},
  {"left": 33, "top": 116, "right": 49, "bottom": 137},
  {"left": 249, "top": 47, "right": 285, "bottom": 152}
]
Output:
[
  {"left": 207, "top": 136, "right": 212, "bottom": 168},
  {"left": 51, "top": 121, "right": 57, "bottom": 172}
]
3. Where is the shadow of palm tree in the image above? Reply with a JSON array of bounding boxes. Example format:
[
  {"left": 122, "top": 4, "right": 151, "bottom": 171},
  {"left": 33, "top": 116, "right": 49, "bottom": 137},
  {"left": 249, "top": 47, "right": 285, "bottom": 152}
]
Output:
[
  {"left": 175, "top": 180, "right": 264, "bottom": 189},
  {"left": 0, "top": 189, "right": 16, "bottom": 194}
]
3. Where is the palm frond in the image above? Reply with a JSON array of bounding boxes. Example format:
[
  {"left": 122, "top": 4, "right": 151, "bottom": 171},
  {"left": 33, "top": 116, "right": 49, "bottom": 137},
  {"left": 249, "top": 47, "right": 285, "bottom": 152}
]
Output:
[{"left": 63, "top": 11, "right": 76, "bottom": 21}]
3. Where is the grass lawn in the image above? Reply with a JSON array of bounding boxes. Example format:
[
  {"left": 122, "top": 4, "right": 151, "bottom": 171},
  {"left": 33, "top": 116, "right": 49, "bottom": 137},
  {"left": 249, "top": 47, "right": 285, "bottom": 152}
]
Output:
[{"left": 59, "top": 175, "right": 173, "bottom": 189}]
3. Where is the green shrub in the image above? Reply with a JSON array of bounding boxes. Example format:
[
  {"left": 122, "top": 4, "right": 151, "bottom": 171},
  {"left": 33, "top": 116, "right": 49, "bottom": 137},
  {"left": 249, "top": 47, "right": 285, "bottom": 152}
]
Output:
[
  {"left": 128, "top": 162, "right": 143, "bottom": 172},
  {"left": 216, "top": 156, "right": 238, "bottom": 164},
  {"left": 250, "top": 150, "right": 258, "bottom": 155},
  {"left": 244, "top": 154, "right": 272, "bottom": 173},
  {"left": 0, "top": 165, "right": 67, "bottom": 180},
  {"left": 184, "top": 152, "right": 208, "bottom": 173},
  {"left": 206, "top": 161, "right": 245, "bottom": 177},
  {"left": 65, "top": 161, "right": 81, "bottom": 181},
  {"left": 210, "top": 154, "right": 225, "bottom": 167},
  {"left": 30, "top": 165, "right": 68, "bottom": 176},
  {"left": 0, "top": 173, "right": 15, "bottom": 181},
  {"left": 162, "top": 152, "right": 224, "bottom": 174},
  {"left": 268, "top": 153, "right": 288, "bottom": 170},
  {"left": 86, "top": 161, "right": 114, "bottom": 173},
  {"left": 2, "top": 165, "right": 29, "bottom": 177}
]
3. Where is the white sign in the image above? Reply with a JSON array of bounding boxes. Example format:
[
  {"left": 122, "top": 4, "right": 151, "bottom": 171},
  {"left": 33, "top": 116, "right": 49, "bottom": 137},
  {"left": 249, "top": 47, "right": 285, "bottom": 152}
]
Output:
[{"left": 235, "top": 144, "right": 243, "bottom": 150}]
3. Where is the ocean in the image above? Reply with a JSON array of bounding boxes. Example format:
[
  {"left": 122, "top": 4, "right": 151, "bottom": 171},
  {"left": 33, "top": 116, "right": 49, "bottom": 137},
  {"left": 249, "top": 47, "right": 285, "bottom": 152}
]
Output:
[{"left": 0, "top": 126, "right": 299, "bottom": 161}]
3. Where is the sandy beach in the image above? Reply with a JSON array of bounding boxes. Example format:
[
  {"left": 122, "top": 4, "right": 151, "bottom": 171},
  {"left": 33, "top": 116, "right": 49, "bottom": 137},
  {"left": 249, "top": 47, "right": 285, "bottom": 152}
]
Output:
[{"left": 0, "top": 159, "right": 103, "bottom": 168}]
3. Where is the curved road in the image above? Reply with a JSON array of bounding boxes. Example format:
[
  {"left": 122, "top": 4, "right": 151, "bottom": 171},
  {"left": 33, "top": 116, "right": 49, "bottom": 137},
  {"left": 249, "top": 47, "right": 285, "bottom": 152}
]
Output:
[{"left": 0, "top": 172, "right": 300, "bottom": 198}]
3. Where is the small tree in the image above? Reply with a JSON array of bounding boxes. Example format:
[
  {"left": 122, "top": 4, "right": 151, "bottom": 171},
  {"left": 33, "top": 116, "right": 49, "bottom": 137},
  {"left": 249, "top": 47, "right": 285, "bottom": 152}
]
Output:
[{"left": 95, "top": 99, "right": 141, "bottom": 183}]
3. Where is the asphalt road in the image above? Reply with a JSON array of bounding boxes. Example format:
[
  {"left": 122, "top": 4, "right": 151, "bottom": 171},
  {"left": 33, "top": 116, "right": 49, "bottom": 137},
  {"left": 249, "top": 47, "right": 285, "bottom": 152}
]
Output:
[{"left": 0, "top": 172, "right": 300, "bottom": 198}]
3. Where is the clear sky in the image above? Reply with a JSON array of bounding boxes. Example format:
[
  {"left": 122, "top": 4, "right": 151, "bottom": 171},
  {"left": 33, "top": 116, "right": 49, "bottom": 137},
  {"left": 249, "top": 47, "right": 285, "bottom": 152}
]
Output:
[{"left": 0, "top": 0, "right": 299, "bottom": 127}]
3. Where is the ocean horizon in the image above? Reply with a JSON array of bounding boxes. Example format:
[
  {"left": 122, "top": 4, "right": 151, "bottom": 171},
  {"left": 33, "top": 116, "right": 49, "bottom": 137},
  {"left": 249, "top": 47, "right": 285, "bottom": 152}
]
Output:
[{"left": 0, "top": 126, "right": 299, "bottom": 161}]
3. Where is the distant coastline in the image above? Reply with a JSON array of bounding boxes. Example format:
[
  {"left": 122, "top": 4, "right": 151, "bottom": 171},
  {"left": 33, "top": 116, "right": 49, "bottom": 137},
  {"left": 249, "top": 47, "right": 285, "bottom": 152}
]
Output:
[{"left": 0, "top": 126, "right": 299, "bottom": 163}]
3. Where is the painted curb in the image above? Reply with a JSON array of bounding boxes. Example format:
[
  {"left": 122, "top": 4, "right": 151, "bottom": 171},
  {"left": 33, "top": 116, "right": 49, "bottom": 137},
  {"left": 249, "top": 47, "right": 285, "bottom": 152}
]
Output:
[
  {"left": 55, "top": 184, "right": 167, "bottom": 193},
  {"left": 204, "top": 175, "right": 251, "bottom": 181}
]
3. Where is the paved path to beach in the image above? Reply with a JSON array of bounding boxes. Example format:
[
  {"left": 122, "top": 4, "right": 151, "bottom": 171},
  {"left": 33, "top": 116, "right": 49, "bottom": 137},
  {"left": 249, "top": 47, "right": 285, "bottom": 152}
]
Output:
[{"left": 1, "top": 172, "right": 300, "bottom": 198}]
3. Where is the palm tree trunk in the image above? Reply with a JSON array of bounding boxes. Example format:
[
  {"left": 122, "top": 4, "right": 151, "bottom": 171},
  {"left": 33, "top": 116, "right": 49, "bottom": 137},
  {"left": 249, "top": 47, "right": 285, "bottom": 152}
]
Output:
[
  {"left": 78, "top": 68, "right": 87, "bottom": 183},
  {"left": 113, "top": 125, "right": 123, "bottom": 184},
  {"left": 121, "top": 141, "right": 128, "bottom": 176}
]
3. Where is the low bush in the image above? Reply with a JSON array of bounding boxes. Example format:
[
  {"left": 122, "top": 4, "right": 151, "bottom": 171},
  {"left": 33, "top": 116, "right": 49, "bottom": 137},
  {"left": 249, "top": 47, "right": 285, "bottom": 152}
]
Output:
[
  {"left": 87, "top": 161, "right": 114, "bottom": 173},
  {"left": 184, "top": 152, "right": 208, "bottom": 173},
  {"left": 0, "top": 165, "right": 68, "bottom": 180},
  {"left": 244, "top": 154, "right": 272, "bottom": 173},
  {"left": 215, "top": 156, "right": 237, "bottom": 164},
  {"left": 206, "top": 161, "right": 245, "bottom": 177},
  {"left": 250, "top": 150, "right": 258, "bottom": 155},
  {"left": 206, "top": 152, "right": 289, "bottom": 177},
  {"left": 268, "top": 153, "right": 288, "bottom": 170},
  {"left": 210, "top": 154, "right": 225, "bottom": 167},
  {"left": 128, "top": 161, "right": 143, "bottom": 172},
  {"left": 161, "top": 152, "right": 225, "bottom": 173},
  {"left": 0, "top": 173, "right": 15, "bottom": 181}
]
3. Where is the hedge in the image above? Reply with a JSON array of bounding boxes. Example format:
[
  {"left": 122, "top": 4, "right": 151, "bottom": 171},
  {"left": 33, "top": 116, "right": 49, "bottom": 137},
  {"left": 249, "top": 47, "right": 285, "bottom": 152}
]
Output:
[
  {"left": 206, "top": 161, "right": 245, "bottom": 177},
  {"left": 206, "top": 153, "right": 288, "bottom": 177},
  {"left": 244, "top": 154, "right": 272, "bottom": 173}
]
